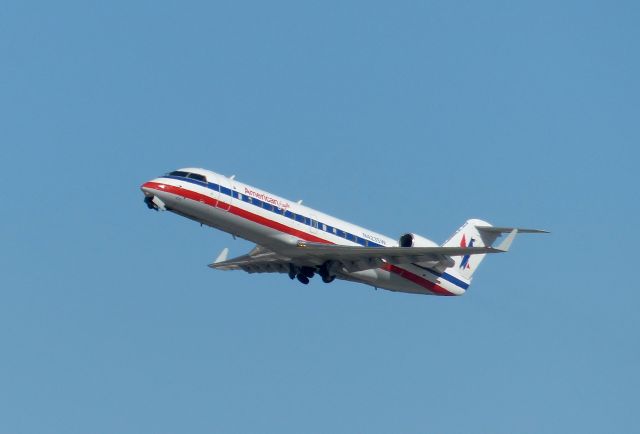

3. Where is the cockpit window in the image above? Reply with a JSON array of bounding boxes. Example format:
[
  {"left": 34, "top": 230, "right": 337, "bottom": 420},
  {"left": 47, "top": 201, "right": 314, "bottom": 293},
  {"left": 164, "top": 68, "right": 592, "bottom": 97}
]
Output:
[
  {"left": 187, "top": 173, "right": 207, "bottom": 182},
  {"left": 166, "top": 171, "right": 207, "bottom": 182}
]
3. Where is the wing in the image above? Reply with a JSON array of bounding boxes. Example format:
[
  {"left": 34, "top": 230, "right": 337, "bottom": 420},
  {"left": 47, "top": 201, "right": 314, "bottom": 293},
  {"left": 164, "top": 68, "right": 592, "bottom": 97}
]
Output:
[
  {"left": 208, "top": 245, "right": 292, "bottom": 274},
  {"left": 293, "top": 239, "right": 510, "bottom": 272},
  {"left": 209, "top": 230, "right": 516, "bottom": 275}
]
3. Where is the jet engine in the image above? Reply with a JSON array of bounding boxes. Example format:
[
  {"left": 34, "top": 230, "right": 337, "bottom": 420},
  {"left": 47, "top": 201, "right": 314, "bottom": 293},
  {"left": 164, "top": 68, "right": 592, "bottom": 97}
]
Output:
[
  {"left": 398, "top": 233, "right": 439, "bottom": 248},
  {"left": 398, "top": 233, "right": 452, "bottom": 272}
]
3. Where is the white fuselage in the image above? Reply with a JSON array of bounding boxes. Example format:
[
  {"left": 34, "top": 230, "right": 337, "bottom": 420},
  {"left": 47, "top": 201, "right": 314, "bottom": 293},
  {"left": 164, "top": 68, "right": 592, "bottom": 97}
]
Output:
[{"left": 141, "top": 168, "right": 469, "bottom": 295}]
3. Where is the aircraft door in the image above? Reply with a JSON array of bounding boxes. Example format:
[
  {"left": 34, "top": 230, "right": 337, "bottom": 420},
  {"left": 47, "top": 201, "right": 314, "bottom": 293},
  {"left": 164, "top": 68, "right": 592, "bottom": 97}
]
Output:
[
  {"left": 310, "top": 213, "right": 319, "bottom": 234},
  {"left": 215, "top": 178, "right": 233, "bottom": 211}
]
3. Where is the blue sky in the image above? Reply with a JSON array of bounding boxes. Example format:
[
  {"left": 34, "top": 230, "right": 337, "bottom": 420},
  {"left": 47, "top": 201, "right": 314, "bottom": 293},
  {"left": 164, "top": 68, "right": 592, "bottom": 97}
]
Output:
[{"left": 1, "top": 1, "right": 638, "bottom": 432}]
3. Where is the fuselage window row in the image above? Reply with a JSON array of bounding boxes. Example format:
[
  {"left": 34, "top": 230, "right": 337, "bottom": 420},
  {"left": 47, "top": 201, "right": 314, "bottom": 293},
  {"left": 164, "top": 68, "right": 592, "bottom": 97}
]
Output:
[{"left": 161, "top": 174, "right": 380, "bottom": 248}]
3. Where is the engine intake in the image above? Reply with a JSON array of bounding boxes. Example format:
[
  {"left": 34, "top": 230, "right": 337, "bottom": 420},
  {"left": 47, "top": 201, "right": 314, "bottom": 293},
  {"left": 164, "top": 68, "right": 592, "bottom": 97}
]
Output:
[{"left": 399, "top": 233, "right": 439, "bottom": 248}]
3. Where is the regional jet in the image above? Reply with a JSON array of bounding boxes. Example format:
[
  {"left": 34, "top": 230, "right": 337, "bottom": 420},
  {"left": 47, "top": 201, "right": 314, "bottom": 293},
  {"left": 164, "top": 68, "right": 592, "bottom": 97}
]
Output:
[{"left": 141, "top": 168, "right": 546, "bottom": 296}]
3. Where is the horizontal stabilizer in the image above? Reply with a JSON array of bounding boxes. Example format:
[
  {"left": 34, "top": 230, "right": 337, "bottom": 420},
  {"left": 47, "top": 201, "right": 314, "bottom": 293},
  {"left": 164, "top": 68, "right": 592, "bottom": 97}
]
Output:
[
  {"left": 476, "top": 226, "right": 549, "bottom": 234},
  {"left": 495, "top": 229, "right": 517, "bottom": 252}
]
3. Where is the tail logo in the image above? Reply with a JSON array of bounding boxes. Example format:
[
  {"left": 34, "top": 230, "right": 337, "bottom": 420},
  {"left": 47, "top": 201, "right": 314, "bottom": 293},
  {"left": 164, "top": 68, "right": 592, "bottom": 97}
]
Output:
[{"left": 459, "top": 234, "right": 475, "bottom": 270}]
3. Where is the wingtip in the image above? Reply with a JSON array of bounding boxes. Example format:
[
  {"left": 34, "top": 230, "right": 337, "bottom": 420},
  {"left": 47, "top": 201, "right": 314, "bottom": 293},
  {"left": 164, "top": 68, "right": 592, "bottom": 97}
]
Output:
[
  {"left": 214, "top": 247, "right": 229, "bottom": 264},
  {"left": 521, "top": 228, "right": 550, "bottom": 234}
]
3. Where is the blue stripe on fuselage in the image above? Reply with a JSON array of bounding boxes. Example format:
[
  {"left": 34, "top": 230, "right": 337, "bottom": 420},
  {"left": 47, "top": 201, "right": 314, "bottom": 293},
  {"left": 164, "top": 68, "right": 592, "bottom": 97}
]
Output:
[{"left": 158, "top": 174, "right": 469, "bottom": 290}]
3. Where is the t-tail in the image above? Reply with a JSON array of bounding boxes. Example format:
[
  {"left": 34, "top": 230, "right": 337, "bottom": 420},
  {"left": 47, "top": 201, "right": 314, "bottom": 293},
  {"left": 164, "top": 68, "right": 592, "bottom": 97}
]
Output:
[{"left": 441, "top": 219, "right": 548, "bottom": 287}]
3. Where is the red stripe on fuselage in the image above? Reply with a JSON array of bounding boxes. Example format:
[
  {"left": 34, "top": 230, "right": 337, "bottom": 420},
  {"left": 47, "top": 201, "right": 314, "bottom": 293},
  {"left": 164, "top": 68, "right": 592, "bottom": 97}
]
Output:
[
  {"left": 381, "top": 264, "right": 455, "bottom": 296},
  {"left": 142, "top": 181, "right": 331, "bottom": 244},
  {"left": 142, "top": 181, "right": 456, "bottom": 295},
  {"left": 228, "top": 205, "right": 331, "bottom": 244},
  {"left": 143, "top": 181, "right": 218, "bottom": 206}
]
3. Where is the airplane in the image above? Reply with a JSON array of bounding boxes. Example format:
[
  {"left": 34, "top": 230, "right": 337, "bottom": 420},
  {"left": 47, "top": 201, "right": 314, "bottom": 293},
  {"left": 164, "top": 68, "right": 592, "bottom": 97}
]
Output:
[{"left": 141, "top": 168, "right": 547, "bottom": 296}]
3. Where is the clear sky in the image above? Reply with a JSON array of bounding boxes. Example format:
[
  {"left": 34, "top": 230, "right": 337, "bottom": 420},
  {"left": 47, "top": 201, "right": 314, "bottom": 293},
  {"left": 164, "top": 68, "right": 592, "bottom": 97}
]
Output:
[{"left": 1, "top": 1, "right": 638, "bottom": 433}]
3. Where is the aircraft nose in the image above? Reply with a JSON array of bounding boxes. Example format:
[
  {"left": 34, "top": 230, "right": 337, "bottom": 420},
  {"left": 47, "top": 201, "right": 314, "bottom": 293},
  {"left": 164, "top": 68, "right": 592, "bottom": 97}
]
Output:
[
  {"left": 141, "top": 181, "right": 167, "bottom": 211},
  {"left": 140, "top": 181, "right": 155, "bottom": 195}
]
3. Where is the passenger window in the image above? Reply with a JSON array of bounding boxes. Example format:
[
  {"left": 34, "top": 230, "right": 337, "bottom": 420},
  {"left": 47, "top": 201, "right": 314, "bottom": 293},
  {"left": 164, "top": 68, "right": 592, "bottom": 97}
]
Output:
[
  {"left": 285, "top": 210, "right": 294, "bottom": 219},
  {"left": 263, "top": 202, "right": 273, "bottom": 211}
]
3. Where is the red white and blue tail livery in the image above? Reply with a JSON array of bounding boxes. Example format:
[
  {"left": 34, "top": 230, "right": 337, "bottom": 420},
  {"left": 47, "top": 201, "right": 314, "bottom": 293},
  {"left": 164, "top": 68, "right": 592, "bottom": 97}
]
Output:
[{"left": 141, "top": 168, "right": 547, "bottom": 296}]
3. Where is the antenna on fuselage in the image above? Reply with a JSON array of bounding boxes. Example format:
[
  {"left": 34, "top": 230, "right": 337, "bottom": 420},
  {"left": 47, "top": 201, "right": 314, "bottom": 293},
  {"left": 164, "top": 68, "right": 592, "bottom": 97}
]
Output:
[
  {"left": 229, "top": 174, "right": 236, "bottom": 180},
  {"left": 297, "top": 199, "right": 303, "bottom": 205}
]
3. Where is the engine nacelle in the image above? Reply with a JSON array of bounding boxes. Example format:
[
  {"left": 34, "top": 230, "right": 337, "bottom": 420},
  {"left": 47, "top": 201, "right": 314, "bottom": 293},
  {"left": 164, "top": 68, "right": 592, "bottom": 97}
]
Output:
[
  {"left": 398, "top": 233, "right": 451, "bottom": 272},
  {"left": 398, "top": 233, "right": 439, "bottom": 248}
]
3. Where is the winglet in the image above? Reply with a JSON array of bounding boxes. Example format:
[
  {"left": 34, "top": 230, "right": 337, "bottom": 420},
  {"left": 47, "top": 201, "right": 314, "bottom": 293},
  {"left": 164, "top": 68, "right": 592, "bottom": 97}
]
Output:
[
  {"left": 496, "top": 229, "right": 518, "bottom": 252},
  {"left": 214, "top": 247, "right": 229, "bottom": 263}
]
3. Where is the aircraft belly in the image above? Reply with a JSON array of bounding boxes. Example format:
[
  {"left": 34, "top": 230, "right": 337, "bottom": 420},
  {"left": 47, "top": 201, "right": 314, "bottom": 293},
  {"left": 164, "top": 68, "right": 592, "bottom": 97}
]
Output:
[
  {"left": 366, "top": 265, "right": 459, "bottom": 295},
  {"left": 335, "top": 267, "right": 424, "bottom": 295},
  {"left": 378, "top": 270, "right": 431, "bottom": 294}
]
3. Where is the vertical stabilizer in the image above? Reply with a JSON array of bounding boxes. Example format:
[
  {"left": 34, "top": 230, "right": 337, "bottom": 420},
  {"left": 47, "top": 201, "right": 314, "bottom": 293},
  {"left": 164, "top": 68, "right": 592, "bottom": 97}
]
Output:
[{"left": 442, "top": 219, "right": 501, "bottom": 281}]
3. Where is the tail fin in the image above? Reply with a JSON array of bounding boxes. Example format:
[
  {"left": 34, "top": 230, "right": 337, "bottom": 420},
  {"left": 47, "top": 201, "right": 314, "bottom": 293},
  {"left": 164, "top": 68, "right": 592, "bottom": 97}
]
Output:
[
  {"left": 442, "top": 219, "right": 548, "bottom": 281},
  {"left": 442, "top": 219, "right": 501, "bottom": 281}
]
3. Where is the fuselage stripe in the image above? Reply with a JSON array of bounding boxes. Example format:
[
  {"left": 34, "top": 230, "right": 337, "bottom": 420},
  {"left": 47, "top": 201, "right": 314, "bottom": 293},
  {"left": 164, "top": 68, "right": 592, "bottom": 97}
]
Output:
[
  {"left": 159, "top": 175, "right": 469, "bottom": 289},
  {"left": 145, "top": 179, "right": 461, "bottom": 295}
]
